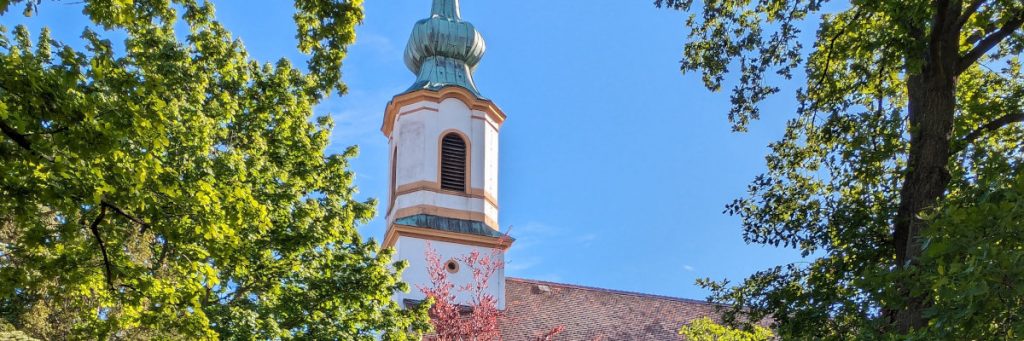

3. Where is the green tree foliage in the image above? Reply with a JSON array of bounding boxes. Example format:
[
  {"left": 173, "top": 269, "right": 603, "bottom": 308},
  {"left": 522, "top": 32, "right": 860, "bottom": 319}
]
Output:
[
  {"left": 0, "top": 0, "right": 429, "bottom": 339},
  {"left": 656, "top": 0, "right": 1024, "bottom": 339},
  {"left": 679, "top": 317, "right": 773, "bottom": 341}
]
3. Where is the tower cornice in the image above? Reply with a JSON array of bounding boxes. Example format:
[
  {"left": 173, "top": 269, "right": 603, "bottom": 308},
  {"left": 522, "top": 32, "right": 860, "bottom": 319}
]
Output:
[
  {"left": 383, "top": 224, "right": 512, "bottom": 250},
  {"left": 381, "top": 87, "right": 506, "bottom": 138}
]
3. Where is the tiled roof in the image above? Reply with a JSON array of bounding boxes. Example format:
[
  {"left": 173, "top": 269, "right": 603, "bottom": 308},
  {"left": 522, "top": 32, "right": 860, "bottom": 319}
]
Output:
[{"left": 500, "top": 277, "right": 724, "bottom": 340}]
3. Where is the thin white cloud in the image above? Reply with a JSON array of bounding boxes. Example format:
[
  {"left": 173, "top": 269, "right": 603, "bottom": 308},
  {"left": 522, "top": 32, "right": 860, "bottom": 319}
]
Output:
[
  {"left": 504, "top": 221, "right": 560, "bottom": 252},
  {"left": 354, "top": 32, "right": 399, "bottom": 60},
  {"left": 575, "top": 233, "right": 598, "bottom": 247},
  {"left": 683, "top": 265, "right": 695, "bottom": 272},
  {"left": 317, "top": 85, "right": 409, "bottom": 170},
  {"left": 320, "top": 89, "right": 388, "bottom": 142},
  {"left": 503, "top": 221, "right": 567, "bottom": 279},
  {"left": 505, "top": 258, "right": 539, "bottom": 273}
]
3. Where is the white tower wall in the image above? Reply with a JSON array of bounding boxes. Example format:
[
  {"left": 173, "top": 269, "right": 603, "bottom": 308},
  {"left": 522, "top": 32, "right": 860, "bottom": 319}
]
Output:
[
  {"left": 393, "top": 236, "right": 507, "bottom": 309},
  {"left": 383, "top": 0, "right": 510, "bottom": 312},
  {"left": 385, "top": 97, "right": 500, "bottom": 229},
  {"left": 381, "top": 88, "right": 509, "bottom": 310}
]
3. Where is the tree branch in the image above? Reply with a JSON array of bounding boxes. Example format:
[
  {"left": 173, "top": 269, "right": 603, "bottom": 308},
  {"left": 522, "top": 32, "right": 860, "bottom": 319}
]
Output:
[
  {"left": 815, "top": 9, "right": 866, "bottom": 92},
  {"left": 101, "top": 200, "right": 150, "bottom": 234},
  {"left": 3, "top": 120, "right": 152, "bottom": 233},
  {"left": 957, "top": 0, "right": 987, "bottom": 28},
  {"left": 151, "top": 240, "right": 170, "bottom": 274},
  {"left": 23, "top": 125, "right": 70, "bottom": 136},
  {"left": 957, "top": 11, "right": 1024, "bottom": 75},
  {"left": 87, "top": 206, "right": 115, "bottom": 290},
  {"left": 0, "top": 119, "right": 53, "bottom": 162},
  {"left": 0, "top": 120, "right": 33, "bottom": 151},
  {"left": 930, "top": 0, "right": 955, "bottom": 51},
  {"left": 961, "top": 112, "right": 1024, "bottom": 147},
  {"left": 3, "top": 118, "right": 154, "bottom": 288},
  {"left": 224, "top": 282, "right": 251, "bottom": 304}
]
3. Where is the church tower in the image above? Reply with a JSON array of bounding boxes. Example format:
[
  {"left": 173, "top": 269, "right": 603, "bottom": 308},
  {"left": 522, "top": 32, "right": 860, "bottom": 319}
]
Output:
[{"left": 382, "top": 0, "right": 511, "bottom": 308}]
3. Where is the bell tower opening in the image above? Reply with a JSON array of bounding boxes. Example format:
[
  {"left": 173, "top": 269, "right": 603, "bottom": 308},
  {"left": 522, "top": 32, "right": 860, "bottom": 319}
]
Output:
[{"left": 439, "top": 132, "right": 468, "bottom": 192}]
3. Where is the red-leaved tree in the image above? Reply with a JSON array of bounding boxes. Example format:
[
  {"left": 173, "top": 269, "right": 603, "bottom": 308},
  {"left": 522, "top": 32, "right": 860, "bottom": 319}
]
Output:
[{"left": 419, "top": 241, "right": 563, "bottom": 341}]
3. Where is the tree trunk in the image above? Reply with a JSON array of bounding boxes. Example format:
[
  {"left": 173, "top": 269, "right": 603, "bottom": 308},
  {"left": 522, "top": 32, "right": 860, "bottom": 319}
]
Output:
[{"left": 893, "top": 1, "right": 961, "bottom": 333}]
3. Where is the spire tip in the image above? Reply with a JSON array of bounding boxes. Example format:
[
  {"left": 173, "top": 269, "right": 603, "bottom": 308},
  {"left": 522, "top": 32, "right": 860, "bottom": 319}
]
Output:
[{"left": 431, "top": 0, "right": 460, "bottom": 19}]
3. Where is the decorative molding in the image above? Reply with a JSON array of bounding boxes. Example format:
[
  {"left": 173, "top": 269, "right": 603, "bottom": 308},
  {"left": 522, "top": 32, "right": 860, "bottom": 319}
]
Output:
[
  {"left": 397, "top": 105, "right": 440, "bottom": 118},
  {"left": 471, "top": 114, "right": 500, "bottom": 132},
  {"left": 393, "top": 181, "right": 499, "bottom": 209},
  {"left": 381, "top": 87, "right": 506, "bottom": 137},
  {"left": 391, "top": 205, "right": 498, "bottom": 232},
  {"left": 383, "top": 224, "right": 512, "bottom": 250}
]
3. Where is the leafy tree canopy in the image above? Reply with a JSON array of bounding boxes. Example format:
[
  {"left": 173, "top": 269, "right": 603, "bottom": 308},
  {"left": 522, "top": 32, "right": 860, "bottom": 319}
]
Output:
[
  {"left": 0, "top": 0, "right": 429, "bottom": 339},
  {"left": 678, "top": 317, "right": 773, "bottom": 341},
  {"left": 657, "top": 0, "right": 1024, "bottom": 339}
]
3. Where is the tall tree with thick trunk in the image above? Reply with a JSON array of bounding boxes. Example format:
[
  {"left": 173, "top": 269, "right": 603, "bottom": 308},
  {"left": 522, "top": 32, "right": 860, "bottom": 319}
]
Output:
[{"left": 657, "top": 0, "right": 1024, "bottom": 338}]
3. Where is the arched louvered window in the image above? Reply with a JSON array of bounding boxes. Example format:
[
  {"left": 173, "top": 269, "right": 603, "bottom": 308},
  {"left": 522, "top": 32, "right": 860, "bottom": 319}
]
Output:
[{"left": 440, "top": 133, "right": 467, "bottom": 192}]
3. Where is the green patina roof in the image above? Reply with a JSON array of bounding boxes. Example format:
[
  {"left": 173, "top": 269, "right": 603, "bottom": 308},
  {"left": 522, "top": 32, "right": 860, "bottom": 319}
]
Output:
[
  {"left": 395, "top": 214, "right": 511, "bottom": 240},
  {"left": 403, "top": 0, "right": 486, "bottom": 97}
]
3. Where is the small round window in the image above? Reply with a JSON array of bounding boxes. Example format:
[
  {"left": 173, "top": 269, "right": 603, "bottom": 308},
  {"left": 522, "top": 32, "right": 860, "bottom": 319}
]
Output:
[{"left": 445, "top": 259, "right": 460, "bottom": 274}]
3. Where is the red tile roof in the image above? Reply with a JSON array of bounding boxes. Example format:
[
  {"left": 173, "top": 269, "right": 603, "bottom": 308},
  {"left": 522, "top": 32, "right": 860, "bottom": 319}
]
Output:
[{"left": 500, "top": 277, "right": 724, "bottom": 340}]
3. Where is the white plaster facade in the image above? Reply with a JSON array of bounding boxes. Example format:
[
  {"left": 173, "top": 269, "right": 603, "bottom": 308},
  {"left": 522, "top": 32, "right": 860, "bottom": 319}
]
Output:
[
  {"left": 392, "top": 235, "right": 507, "bottom": 309},
  {"left": 382, "top": 91, "right": 509, "bottom": 309},
  {"left": 385, "top": 96, "right": 501, "bottom": 229}
]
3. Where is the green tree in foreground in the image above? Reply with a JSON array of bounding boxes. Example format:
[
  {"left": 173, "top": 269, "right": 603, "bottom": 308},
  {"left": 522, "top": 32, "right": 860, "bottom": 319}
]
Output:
[
  {"left": 0, "top": 0, "right": 429, "bottom": 339},
  {"left": 657, "top": 0, "right": 1024, "bottom": 339},
  {"left": 679, "top": 317, "right": 773, "bottom": 341}
]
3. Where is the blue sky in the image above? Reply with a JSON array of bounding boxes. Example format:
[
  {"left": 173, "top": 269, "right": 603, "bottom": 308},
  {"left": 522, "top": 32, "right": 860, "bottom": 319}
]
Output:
[{"left": 10, "top": 1, "right": 815, "bottom": 300}]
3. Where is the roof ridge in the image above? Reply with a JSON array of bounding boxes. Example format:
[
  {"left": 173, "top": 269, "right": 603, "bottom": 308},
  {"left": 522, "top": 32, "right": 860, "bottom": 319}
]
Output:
[{"left": 506, "top": 277, "right": 721, "bottom": 306}]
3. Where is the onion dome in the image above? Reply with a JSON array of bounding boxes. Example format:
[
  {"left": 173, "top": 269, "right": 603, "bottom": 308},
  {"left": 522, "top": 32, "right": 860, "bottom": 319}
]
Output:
[{"left": 403, "top": 0, "right": 486, "bottom": 97}]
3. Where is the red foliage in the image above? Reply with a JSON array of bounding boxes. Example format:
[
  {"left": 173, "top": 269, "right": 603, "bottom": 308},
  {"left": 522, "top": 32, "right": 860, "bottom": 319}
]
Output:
[
  {"left": 535, "top": 325, "right": 566, "bottom": 341},
  {"left": 419, "top": 241, "right": 562, "bottom": 341}
]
